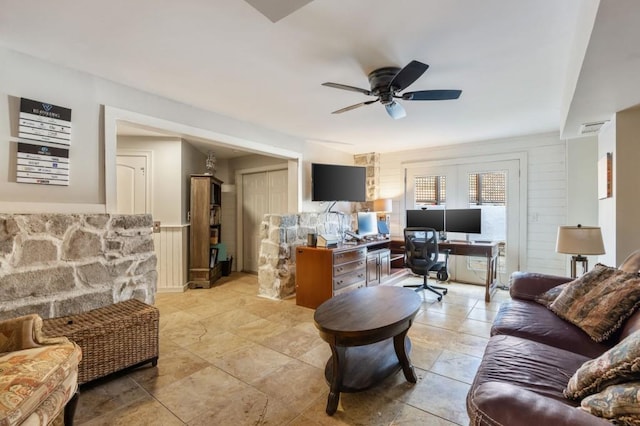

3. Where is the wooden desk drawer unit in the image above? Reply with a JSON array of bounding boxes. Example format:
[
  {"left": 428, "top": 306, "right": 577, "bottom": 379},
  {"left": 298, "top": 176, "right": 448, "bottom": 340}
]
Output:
[
  {"left": 333, "top": 257, "right": 366, "bottom": 276},
  {"left": 334, "top": 247, "right": 366, "bottom": 264},
  {"left": 295, "top": 240, "right": 391, "bottom": 309},
  {"left": 333, "top": 266, "right": 366, "bottom": 291}
]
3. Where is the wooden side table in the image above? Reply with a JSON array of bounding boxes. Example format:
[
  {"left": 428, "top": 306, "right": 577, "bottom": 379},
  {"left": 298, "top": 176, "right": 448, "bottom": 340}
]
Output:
[{"left": 313, "top": 286, "right": 422, "bottom": 415}]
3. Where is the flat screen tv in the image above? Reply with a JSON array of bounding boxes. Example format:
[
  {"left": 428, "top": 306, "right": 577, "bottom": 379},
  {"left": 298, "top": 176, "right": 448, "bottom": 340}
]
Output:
[
  {"left": 357, "top": 212, "right": 378, "bottom": 237},
  {"left": 445, "top": 208, "right": 482, "bottom": 234},
  {"left": 406, "top": 209, "right": 445, "bottom": 231},
  {"left": 311, "top": 163, "right": 366, "bottom": 202}
]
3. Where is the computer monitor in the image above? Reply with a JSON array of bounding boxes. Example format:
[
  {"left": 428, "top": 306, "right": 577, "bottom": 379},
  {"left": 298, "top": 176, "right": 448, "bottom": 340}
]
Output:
[
  {"left": 357, "top": 212, "right": 378, "bottom": 237},
  {"left": 406, "top": 209, "right": 445, "bottom": 231},
  {"left": 445, "top": 208, "right": 482, "bottom": 234}
]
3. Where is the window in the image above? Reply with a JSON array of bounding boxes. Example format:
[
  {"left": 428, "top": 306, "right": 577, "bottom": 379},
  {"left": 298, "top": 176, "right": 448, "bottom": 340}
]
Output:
[
  {"left": 469, "top": 172, "right": 505, "bottom": 206},
  {"left": 414, "top": 175, "right": 446, "bottom": 205}
]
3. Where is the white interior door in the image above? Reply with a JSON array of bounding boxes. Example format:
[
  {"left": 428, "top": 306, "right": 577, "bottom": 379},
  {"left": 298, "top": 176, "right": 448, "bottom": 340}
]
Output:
[
  {"left": 242, "top": 169, "right": 288, "bottom": 273},
  {"left": 453, "top": 161, "right": 519, "bottom": 284},
  {"left": 116, "top": 155, "right": 147, "bottom": 214}
]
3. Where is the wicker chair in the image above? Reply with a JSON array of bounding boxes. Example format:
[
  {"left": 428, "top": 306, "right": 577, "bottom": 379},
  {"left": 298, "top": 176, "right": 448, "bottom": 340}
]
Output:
[{"left": 0, "top": 314, "right": 81, "bottom": 425}]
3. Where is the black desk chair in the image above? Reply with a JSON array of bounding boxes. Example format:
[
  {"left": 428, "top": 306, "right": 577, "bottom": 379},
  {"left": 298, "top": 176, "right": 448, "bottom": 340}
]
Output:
[{"left": 403, "top": 227, "right": 449, "bottom": 301}]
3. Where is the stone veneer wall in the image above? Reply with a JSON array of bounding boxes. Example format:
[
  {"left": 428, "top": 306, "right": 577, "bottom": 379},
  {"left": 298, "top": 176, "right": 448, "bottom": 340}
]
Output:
[
  {"left": 258, "top": 212, "right": 352, "bottom": 300},
  {"left": 354, "top": 152, "right": 380, "bottom": 202},
  {"left": 0, "top": 213, "right": 157, "bottom": 321}
]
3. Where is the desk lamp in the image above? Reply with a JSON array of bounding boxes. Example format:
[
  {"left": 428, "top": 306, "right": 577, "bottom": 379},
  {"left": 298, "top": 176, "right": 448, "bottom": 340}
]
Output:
[
  {"left": 373, "top": 198, "right": 392, "bottom": 236},
  {"left": 556, "top": 225, "right": 605, "bottom": 278},
  {"left": 373, "top": 198, "right": 392, "bottom": 224}
]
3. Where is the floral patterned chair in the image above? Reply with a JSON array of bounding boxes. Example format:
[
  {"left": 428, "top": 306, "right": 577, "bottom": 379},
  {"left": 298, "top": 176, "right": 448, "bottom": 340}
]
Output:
[{"left": 0, "top": 314, "right": 82, "bottom": 425}]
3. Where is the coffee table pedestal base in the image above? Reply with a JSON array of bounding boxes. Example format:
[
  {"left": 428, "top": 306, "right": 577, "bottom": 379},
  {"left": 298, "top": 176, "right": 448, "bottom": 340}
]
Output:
[{"left": 324, "top": 335, "right": 415, "bottom": 415}]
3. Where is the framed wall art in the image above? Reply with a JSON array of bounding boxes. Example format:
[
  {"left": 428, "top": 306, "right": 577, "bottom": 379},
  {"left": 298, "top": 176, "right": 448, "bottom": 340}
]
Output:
[{"left": 598, "top": 152, "right": 613, "bottom": 199}]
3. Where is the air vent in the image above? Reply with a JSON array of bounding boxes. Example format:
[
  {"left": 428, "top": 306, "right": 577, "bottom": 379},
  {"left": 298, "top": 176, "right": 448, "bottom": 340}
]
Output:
[{"left": 579, "top": 121, "right": 609, "bottom": 135}]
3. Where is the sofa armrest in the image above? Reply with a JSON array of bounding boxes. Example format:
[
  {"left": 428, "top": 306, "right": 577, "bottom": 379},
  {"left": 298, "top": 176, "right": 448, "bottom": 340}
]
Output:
[
  {"left": 509, "top": 271, "right": 573, "bottom": 301},
  {"left": 468, "top": 382, "right": 611, "bottom": 426},
  {"left": 0, "top": 314, "right": 69, "bottom": 353}
]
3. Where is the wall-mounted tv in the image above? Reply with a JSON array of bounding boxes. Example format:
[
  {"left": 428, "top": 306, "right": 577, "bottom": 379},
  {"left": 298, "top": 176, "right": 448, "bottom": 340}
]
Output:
[
  {"left": 406, "top": 209, "right": 445, "bottom": 231},
  {"left": 445, "top": 208, "right": 482, "bottom": 234},
  {"left": 311, "top": 163, "right": 366, "bottom": 202}
]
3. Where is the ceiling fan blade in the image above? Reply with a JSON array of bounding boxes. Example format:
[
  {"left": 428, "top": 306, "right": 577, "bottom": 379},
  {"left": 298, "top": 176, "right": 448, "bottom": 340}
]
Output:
[
  {"left": 385, "top": 101, "right": 406, "bottom": 120},
  {"left": 322, "top": 82, "right": 372, "bottom": 96},
  {"left": 331, "top": 99, "right": 377, "bottom": 114},
  {"left": 402, "top": 89, "right": 462, "bottom": 101},
  {"left": 389, "top": 60, "right": 429, "bottom": 92}
]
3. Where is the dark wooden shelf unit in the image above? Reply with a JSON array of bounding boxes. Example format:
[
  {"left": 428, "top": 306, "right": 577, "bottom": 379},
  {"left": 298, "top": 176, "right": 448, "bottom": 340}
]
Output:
[{"left": 189, "top": 174, "right": 223, "bottom": 289}]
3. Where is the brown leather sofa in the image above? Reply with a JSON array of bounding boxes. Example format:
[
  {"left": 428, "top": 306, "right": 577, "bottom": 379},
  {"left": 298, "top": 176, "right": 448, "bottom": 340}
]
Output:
[{"left": 467, "top": 252, "right": 640, "bottom": 425}]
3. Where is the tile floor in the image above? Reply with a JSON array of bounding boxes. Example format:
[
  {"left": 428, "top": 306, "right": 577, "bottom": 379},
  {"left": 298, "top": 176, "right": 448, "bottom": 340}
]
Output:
[{"left": 74, "top": 273, "right": 510, "bottom": 425}]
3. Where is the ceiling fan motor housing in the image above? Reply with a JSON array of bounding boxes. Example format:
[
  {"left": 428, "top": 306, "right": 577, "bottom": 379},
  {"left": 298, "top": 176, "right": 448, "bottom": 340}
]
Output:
[{"left": 368, "top": 67, "right": 401, "bottom": 103}]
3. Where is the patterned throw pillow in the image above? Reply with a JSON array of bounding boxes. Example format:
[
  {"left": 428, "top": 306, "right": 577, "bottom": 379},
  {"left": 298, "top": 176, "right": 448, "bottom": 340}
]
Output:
[
  {"left": 549, "top": 264, "right": 640, "bottom": 342},
  {"left": 534, "top": 283, "right": 568, "bottom": 307},
  {"left": 565, "top": 330, "right": 640, "bottom": 399},
  {"left": 580, "top": 382, "right": 640, "bottom": 424}
]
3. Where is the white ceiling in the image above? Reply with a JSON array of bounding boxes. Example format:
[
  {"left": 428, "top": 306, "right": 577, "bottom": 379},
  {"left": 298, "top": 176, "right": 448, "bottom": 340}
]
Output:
[{"left": 1, "top": 0, "right": 638, "bottom": 155}]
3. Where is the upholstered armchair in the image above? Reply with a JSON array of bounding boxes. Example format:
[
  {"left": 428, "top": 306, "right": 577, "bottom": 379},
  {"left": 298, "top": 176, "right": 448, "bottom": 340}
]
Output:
[{"left": 0, "top": 314, "right": 81, "bottom": 425}]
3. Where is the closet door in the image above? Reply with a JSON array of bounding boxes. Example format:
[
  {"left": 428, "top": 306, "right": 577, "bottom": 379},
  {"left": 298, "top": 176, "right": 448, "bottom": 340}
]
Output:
[{"left": 242, "top": 169, "right": 288, "bottom": 272}]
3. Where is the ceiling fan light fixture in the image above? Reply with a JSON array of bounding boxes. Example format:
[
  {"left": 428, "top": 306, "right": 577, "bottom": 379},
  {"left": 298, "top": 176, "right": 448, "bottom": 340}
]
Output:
[{"left": 386, "top": 102, "right": 406, "bottom": 120}]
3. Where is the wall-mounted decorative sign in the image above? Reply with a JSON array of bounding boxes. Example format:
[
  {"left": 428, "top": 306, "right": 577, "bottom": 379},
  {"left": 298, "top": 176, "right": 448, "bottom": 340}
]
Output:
[
  {"left": 18, "top": 98, "right": 72, "bottom": 145},
  {"left": 16, "top": 142, "right": 69, "bottom": 186},
  {"left": 598, "top": 152, "right": 613, "bottom": 199},
  {"left": 16, "top": 98, "right": 72, "bottom": 185}
]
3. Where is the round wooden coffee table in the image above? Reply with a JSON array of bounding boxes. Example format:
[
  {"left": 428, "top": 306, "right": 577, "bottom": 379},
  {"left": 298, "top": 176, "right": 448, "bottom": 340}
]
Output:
[{"left": 313, "top": 286, "right": 422, "bottom": 415}]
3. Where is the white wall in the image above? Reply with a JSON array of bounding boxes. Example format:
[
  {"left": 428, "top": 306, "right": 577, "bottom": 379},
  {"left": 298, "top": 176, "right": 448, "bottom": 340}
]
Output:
[
  {"left": 601, "top": 106, "right": 640, "bottom": 265},
  {"left": 228, "top": 154, "right": 289, "bottom": 183},
  {"left": 598, "top": 119, "right": 616, "bottom": 266},
  {"left": 180, "top": 142, "right": 208, "bottom": 223},
  {"left": 0, "top": 53, "right": 103, "bottom": 209},
  {"left": 380, "top": 132, "right": 578, "bottom": 276},
  {"left": 0, "top": 47, "right": 350, "bottom": 213},
  {"left": 300, "top": 142, "right": 354, "bottom": 213},
  {"left": 566, "top": 135, "right": 600, "bottom": 273}
]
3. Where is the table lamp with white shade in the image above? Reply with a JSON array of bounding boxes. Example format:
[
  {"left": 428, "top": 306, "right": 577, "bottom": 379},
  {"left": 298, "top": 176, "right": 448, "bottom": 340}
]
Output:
[{"left": 556, "top": 224, "right": 605, "bottom": 278}]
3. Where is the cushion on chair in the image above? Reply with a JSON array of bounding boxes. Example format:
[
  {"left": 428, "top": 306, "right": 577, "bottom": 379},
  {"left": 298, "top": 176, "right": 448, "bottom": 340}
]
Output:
[{"left": 0, "top": 342, "right": 81, "bottom": 426}]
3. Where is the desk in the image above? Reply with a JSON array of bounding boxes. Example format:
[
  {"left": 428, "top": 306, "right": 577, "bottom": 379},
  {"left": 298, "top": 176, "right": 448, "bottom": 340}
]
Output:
[
  {"left": 314, "top": 286, "right": 421, "bottom": 415},
  {"left": 438, "top": 241, "right": 499, "bottom": 302},
  {"left": 295, "top": 239, "right": 391, "bottom": 309}
]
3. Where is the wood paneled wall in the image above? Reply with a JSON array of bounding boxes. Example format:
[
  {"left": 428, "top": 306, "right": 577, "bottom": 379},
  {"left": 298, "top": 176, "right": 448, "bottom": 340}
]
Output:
[
  {"left": 153, "top": 225, "right": 189, "bottom": 292},
  {"left": 379, "top": 132, "right": 567, "bottom": 277}
]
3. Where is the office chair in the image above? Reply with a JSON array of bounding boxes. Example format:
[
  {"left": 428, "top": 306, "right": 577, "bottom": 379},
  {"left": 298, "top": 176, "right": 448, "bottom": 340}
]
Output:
[{"left": 403, "top": 227, "right": 449, "bottom": 301}]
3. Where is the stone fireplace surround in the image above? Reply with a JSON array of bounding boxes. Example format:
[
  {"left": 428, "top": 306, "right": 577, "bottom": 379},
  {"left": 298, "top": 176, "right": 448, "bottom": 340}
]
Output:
[{"left": 0, "top": 213, "right": 157, "bottom": 321}]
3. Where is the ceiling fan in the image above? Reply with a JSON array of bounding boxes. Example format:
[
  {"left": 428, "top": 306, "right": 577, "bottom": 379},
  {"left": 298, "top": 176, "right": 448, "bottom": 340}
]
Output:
[{"left": 322, "top": 60, "right": 462, "bottom": 120}]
